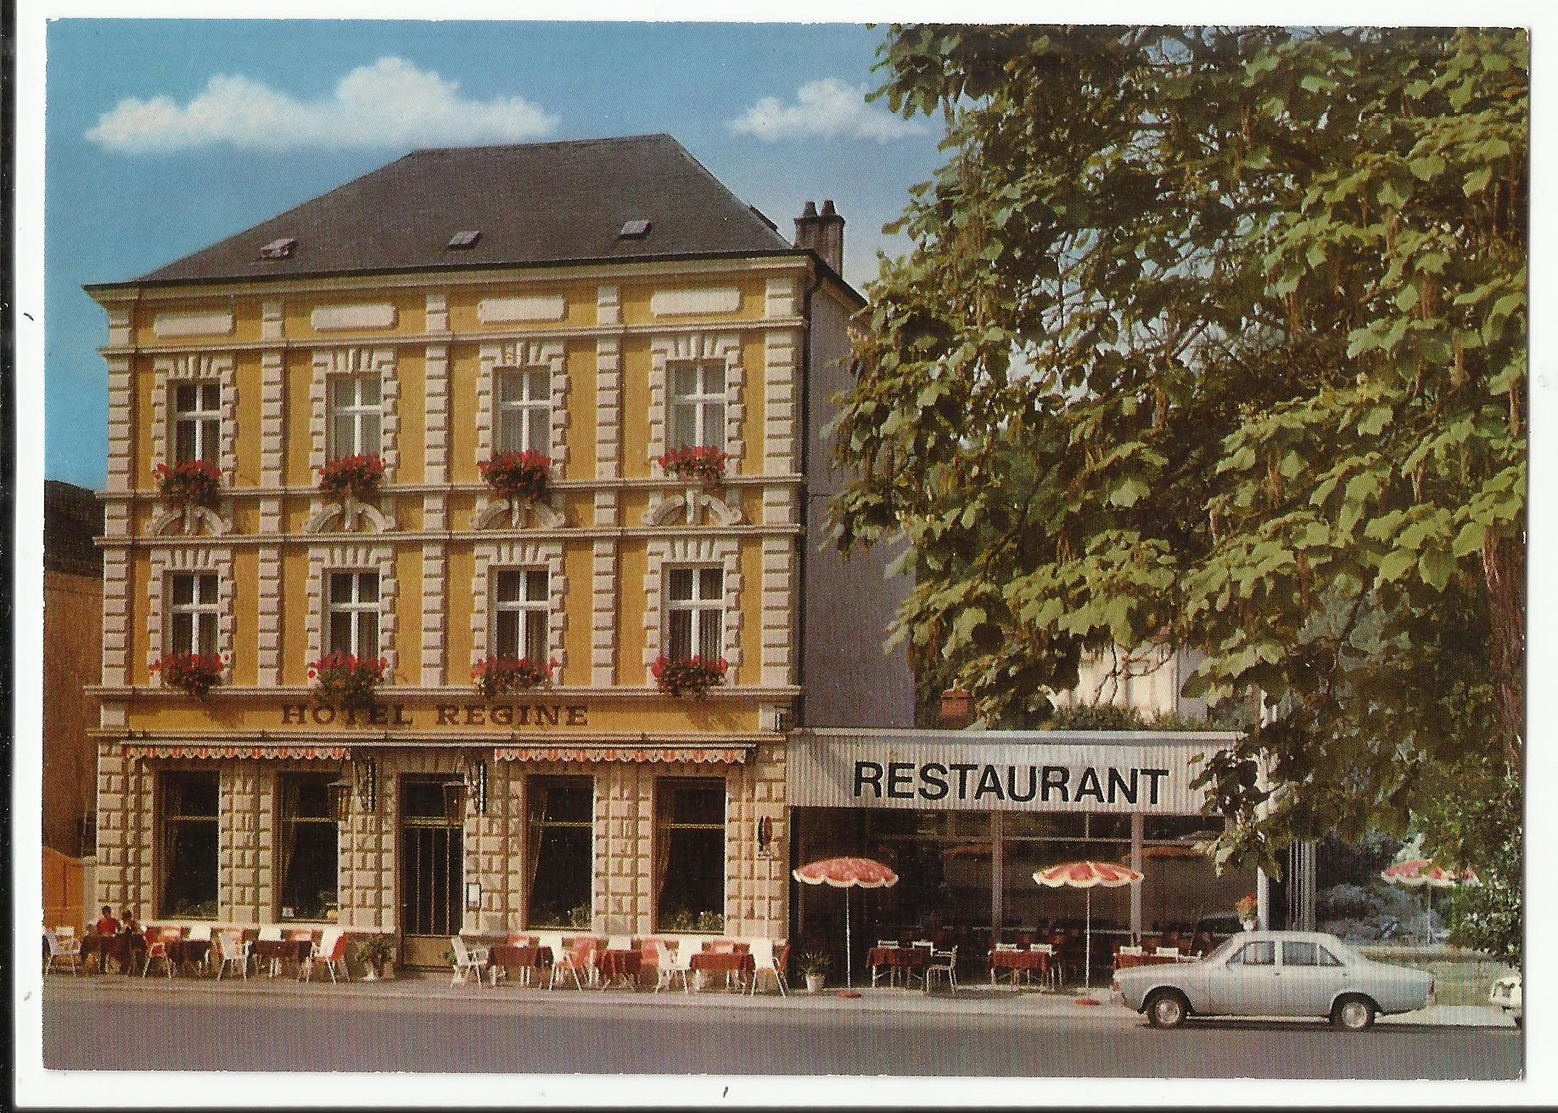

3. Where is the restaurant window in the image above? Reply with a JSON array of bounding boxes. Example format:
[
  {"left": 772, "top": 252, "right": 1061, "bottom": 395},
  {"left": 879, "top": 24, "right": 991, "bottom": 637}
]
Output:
[
  {"left": 173, "top": 382, "right": 220, "bottom": 464},
  {"left": 493, "top": 569, "right": 549, "bottom": 660},
  {"left": 1142, "top": 814, "right": 1251, "bottom": 935},
  {"left": 327, "top": 571, "right": 379, "bottom": 658},
  {"left": 495, "top": 368, "right": 551, "bottom": 456},
  {"left": 1004, "top": 813, "right": 1130, "bottom": 932},
  {"left": 277, "top": 773, "right": 339, "bottom": 921},
  {"left": 526, "top": 777, "right": 593, "bottom": 929},
  {"left": 667, "top": 362, "right": 725, "bottom": 452},
  {"left": 169, "top": 573, "right": 219, "bottom": 657},
  {"left": 856, "top": 810, "right": 993, "bottom": 938},
  {"left": 655, "top": 779, "right": 726, "bottom": 932},
  {"left": 327, "top": 373, "right": 382, "bottom": 458},
  {"left": 665, "top": 568, "right": 723, "bottom": 661},
  {"left": 159, "top": 771, "right": 219, "bottom": 918}
]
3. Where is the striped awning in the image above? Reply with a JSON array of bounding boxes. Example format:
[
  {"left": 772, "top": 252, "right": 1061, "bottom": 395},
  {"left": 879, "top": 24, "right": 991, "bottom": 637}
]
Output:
[
  {"left": 494, "top": 745, "right": 749, "bottom": 765},
  {"left": 123, "top": 743, "right": 350, "bottom": 761}
]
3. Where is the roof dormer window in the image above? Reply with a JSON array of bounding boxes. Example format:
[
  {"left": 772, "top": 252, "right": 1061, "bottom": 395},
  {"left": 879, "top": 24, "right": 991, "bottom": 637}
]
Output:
[
  {"left": 619, "top": 219, "right": 651, "bottom": 239},
  {"left": 259, "top": 238, "right": 296, "bottom": 260},
  {"left": 447, "top": 230, "right": 482, "bottom": 250}
]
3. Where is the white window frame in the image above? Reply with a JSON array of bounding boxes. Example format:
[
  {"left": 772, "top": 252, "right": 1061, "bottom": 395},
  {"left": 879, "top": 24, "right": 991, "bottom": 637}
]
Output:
[
  {"left": 667, "top": 361, "right": 727, "bottom": 452},
  {"left": 327, "top": 374, "right": 383, "bottom": 459},
  {"left": 494, "top": 368, "right": 552, "bottom": 456},
  {"left": 665, "top": 566, "right": 725, "bottom": 662},
  {"left": 172, "top": 382, "right": 222, "bottom": 465},
  {"left": 492, "top": 567, "right": 550, "bottom": 661},
  {"left": 327, "top": 570, "right": 381, "bottom": 658},
  {"left": 168, "top": 572, "right": 220, "bottom": 657}
]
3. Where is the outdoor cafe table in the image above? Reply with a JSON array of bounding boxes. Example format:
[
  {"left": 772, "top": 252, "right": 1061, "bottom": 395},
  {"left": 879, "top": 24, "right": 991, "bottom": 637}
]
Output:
[
  {"left": 867, "top": 945, "right": 930, "bottom": 987},
  {"left": 687, "top": 950, "right": 754, "bottom": 991},
  {"left": 252, "top": 938, "right": 313, "bottom": 977},
  {"left": 166, "top": 938, "right": 213, "bottom": 975},
  {"left": 82, "top": 933, "right": 141, "bottom": 974},
  {"left": 599, "top": 949, "right": 643, "bottom": 990},
  {"left": 486, "top": 944, "right": 553, "bottom": 986},
  {"left": 987, "top": 948, "right": 1049, "bottom": 987}
]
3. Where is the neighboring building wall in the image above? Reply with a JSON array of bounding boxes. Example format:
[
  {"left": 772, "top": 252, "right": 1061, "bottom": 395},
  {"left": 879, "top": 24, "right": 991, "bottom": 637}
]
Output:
[
  {"left": 800, "top": 287, "right": 914, "bottom": 728},
  {"left": 42, "top": 481, "right": 104, "bottom": 857},
  {"left": 1056, "top": 645, "right": 1209, "bottom": 720}
]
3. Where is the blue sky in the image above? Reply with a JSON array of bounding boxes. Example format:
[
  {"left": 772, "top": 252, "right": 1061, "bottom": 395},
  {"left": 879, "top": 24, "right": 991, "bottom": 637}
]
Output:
[{"left": 41, "top": 19, "right": 945, "bottom": 487}]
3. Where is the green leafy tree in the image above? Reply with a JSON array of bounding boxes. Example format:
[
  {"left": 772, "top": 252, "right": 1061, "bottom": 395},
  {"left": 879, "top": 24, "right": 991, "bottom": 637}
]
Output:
[{"left": 833, "top": 26, "right": 1524, "bottom": 937}]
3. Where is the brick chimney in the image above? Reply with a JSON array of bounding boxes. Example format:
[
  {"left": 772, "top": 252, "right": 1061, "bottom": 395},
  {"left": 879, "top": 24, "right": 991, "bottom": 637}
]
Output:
[{"left": 793, "top": 199, "right": 845, "bottom": 276}]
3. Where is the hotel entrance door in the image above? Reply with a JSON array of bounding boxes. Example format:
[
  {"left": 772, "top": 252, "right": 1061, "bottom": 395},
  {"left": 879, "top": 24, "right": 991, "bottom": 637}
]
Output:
[{"left": 399, "top": 777, "right": 463, "bottom": 968}]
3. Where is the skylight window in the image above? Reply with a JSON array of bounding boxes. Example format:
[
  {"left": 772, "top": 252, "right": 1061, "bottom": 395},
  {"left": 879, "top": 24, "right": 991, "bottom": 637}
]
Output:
[
  {"left": 619, "top": 220, "right": 652, "bottom": 239},
  {"left": 259, "top": 238, "right": 296, "bottom": 260},
  {"left": 447, "top": 230, "right": 482, "bottom": 249}
]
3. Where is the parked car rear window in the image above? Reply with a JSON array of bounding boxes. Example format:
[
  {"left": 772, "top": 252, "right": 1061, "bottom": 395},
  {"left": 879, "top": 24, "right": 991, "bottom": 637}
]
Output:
[
  {"left": 1229, "top": 940, "right": 1274, "bottom": 966},
  {"left": 1316, "top": 945, "right": 1343, "bottom": 967},
  {"left": 1283, "top": 941, "right": 1318, "bottom": 966}
]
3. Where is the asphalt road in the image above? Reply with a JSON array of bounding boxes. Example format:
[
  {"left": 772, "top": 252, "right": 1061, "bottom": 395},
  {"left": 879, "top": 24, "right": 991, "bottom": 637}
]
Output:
[{"left": 39, "top": 983, "right": 1522, "bottom": 1080}]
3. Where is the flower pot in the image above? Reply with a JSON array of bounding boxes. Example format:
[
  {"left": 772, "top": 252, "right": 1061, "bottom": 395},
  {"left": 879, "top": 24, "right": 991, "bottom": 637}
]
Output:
[
  {"left": 805, "top": 973, "right": 826, "bottom": 994},
  {"left": 1241, "top": 919, "right": 1257, "bottom": 932}
]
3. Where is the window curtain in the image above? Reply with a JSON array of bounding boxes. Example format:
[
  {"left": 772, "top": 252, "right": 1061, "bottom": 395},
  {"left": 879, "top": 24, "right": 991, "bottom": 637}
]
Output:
[
  {"left": 277, "top": 778, "right": 300, "bottom": 903},
  {"left": 653, "top": 784, "right": 677, "bottom": 914},
  {"left": 525, "top": 780, "right": 549, "bottom": 912}
]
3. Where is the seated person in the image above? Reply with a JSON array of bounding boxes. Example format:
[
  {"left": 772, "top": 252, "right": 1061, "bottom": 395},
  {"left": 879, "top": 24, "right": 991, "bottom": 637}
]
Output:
[
  {"left": 116, "top": 908, "right": 148, "bottom": 974},
  {"left": 93, "top": 905, "right": 120, "bottom": 937}
]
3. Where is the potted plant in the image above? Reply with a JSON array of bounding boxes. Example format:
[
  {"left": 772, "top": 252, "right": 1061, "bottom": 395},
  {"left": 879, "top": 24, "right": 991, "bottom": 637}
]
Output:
[
  {"left": 153, "top": 459, "right": 223, "bottom": 511},
  {"left": 651, "top": 655, "right": 729, "bottom": 699},
  {"left": 355, "top": 934, "right": 395, "bottom": 980},
  {"left": 655, "top": 445, "right": 731, "bottom": 488},
  {"left": 317, "top": 453, "right": 385, "bottom": 500},
  {"left": 797, "top": 950, "right": 831, "bottom": 994},
  {"left": 308, "top": 653, "right": 387, "bottom": 710},
  {"left": 150, "top": 651, "right": 227, "bottom": 699},
  {"left": 479, "top": 449, "right": 552, "bottom": 502},
  {"left": 471, "top": 655, "right": 556, "bottom": 699},
  {"left": 1235, "top": 894, "right": 1258, "bottom": 931}
]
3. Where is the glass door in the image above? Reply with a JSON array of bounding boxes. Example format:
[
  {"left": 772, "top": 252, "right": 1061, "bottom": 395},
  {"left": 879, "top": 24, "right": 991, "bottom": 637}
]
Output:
[{"left": 398, "top": 777, "right": 463, "bottom": 968}]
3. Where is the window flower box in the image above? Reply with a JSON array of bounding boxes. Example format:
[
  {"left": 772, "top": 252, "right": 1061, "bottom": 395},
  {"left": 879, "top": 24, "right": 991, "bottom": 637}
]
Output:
[
  {"left": 651, "top": 655, "right": 729, "bottom": 699},
  {"left": 153, "top": 460, "right": 223, "bottom": 511},
  {"left": 150, "top": 651, "right": 227, "bottom": 699},
  {"left": 655, "top": 446, "right": 731, "bottom": 488},
  {"left": 479, "top": 450, "right": 552, "bottom": 502},
  {"left": 471, "top": 655, "right": 556, "bottom": 699},
  {"left": 317, "top": 454, "right": 385, "bottom": 500},
  {"left": 307, "top": 653, "right": 387, "bottom": 710}
]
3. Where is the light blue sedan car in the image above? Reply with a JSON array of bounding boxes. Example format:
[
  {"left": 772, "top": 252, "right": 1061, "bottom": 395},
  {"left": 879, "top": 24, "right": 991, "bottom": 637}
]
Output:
[{"left": 1112, "top": 930, "right": 1434, "bottom": 1030}]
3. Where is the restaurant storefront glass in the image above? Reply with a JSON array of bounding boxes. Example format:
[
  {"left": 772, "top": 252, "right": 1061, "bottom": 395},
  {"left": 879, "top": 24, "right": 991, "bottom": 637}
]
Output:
[
  {"left": 655, "top": 778, "right": 727, "bottom": 932},
  {"left": 277, "top": 772, "right": 339, "bottom": 921},
  {"left": 526, "top": 776, "right": 594, "bottom": 928},
  {"left": 158, "top": 771, "right": 219, "bottom": 918}
]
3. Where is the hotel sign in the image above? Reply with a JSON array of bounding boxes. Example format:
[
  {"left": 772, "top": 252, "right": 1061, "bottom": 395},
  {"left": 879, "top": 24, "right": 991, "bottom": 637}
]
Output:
[
  {"left": 787, "top": 730, "right": 1236, "bottom": 815},
  {"left": 277, "top": 702, "right": 589, "bottom": 728}
]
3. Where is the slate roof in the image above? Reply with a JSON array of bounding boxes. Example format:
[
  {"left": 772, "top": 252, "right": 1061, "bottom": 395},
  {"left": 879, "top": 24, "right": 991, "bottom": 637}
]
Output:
[
  {"left": 102, "top": 135, "right": 814, "bottom": 288},
  {"left": 44, "top": 480, "right": 104, "bottom": 577}
]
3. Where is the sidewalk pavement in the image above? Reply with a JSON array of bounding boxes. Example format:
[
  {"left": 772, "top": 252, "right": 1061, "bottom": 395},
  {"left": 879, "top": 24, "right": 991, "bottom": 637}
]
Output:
[{"left": 40, "top": 969, "right": 1517, "bottom": 1026}]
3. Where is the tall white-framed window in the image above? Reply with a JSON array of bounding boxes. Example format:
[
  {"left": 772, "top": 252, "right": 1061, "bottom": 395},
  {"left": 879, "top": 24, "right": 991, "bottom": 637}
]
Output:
[
  {"left": 666, "top": 567, "right": 724, "bottom": 661},
  {"left": 327, "top": 374, "right": 383, "bottom": 458},
  {"left": 667, "top": 363, "right": 726, "bottom": 451},
  {"left": 493, "top": 568, "right": 550, "bottom": 660},
  {"left": 172, "top": 382, "right": 221, "bottom": 464},
  {"left": 169, "top": 572, "right": 219, "bottom": 656},
  {"left": 495, "top": 368, "right": 552, "bottom": 456},
  {"left": 327, "top": 571, "right": 380, "bottom": 657}
]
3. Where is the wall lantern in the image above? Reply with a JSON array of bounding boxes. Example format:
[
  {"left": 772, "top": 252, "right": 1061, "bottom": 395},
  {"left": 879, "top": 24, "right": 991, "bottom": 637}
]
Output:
[
  {"left": 353, "top": 756, "right": 377, "bottom": 814},
  {"left": 757, "top": 815, "right": 775, "bottom": 859},
  {"left": 328, "top": 778, "right": 353, "bottom": 822}
]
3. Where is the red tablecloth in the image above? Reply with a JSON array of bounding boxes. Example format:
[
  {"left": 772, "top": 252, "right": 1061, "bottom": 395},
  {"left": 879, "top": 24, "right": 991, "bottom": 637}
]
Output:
[
  {"left": 82, "top": 934, "right": 144, "bottom": 973},
  {"left": 600, "top": 949, "right": 644, "bottom": 989},
  {"left": 252, "top": 938, "right": 313, "bottom": 974},
  {"left": 167, "top": 939, "right": 213, "bottom": 972},
  {"left": 688, "top": 950, "right": 754, "bottom": 989},
  {"left": 988, "top": 949, "right": 1049, "bottom": 984},
  {"left": 487, "top": 944, "right": 553, "bottom": 984},
  {"left": 867, "top": 945, "right": 930, "bottom": 984}
]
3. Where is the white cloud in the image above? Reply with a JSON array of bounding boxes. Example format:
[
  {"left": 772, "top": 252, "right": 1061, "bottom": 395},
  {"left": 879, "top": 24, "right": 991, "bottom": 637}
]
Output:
[
  {"left": 728, "top": 78, "right": 930, "bottom": 143},
  {"left": 86, "top": 58, "right": 560, "bottom": 153}
]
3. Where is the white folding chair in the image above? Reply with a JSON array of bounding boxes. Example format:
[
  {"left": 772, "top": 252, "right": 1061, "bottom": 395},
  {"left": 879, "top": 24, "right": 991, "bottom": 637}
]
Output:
[
  {"left": 660, "top": 940, "right": 694, "bottom": 994},
  {"left": 871, "top": 941, "right": 900, "bottom": 988},
  {"left": 305, "top": 928, "right": 349, "bottom": 983},
  {"left": 749, "top": 938, "right": 788, "bottom": 996},
  {"left": 185, "top": 924, "right": 214, "bottom": 975},
  {"left": 1154, "top": 946, "right": 1180, "bottom": 959},
  {"left": 449, "top": 936, "right": 488, "bottom": 986},
  {"left": 258, "top": 925, "right": 284, "bottom": 977},
  {"left": 923, "top": 945, "right": 958, "bottom": 994},
  {"left": 45, "top": 930, "right": 82, "bottom": 976},
  {"left": 1032, "top": 942, "right": 1060, "bottom": 988},
  {"left": 215, "top": 930, "right": 251, "bottom": 981}
]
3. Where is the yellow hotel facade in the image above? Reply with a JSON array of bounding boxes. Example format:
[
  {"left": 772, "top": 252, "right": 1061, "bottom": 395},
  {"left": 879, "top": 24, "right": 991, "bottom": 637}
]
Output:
[{"left": 85, "top": 136, "right": 912, "bottom": 965}]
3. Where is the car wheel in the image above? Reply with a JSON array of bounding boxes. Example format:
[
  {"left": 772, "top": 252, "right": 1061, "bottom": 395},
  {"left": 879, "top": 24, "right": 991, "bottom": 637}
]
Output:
[
  {"left": 1145, "top": 989, "right": 1189, "bottom": 1029},
  {"left": 1332, "top": 996, "right": 1376, "bottom": 1031}
]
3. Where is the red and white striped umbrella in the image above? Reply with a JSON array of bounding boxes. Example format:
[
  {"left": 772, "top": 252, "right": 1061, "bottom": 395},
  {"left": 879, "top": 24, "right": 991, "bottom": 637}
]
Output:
[
  {"left": 1380, "top": 858, "right": 1478, "bottom": 888},
  {"left": 793, "top": 857, "right": 898, "bottom": 987},
  {"left": 1035, "top": 861, "right": 1144, "bottom": 989}
]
